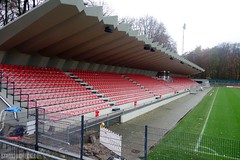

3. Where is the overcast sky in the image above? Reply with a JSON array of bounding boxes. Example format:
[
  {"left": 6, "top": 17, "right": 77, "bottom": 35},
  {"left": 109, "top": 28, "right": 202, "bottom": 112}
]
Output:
[{"left": 102, "top": 0, "right": 240, "bottom": 55}]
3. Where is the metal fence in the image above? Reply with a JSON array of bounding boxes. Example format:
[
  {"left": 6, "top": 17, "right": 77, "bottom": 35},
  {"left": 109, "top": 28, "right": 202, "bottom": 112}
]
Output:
[
  {"left": 36, "top": 114, "right": 240, "bottom": 160},
  {"left": 147, "top": 129, "right": 240, "bottom": 160},
  {"left": 0, "top": 139, "right": 65, "bottom": 160},
  {"left": 0, "top": 108, "right": 66, "bottom": 160},
  {"left": 38, "top": 117, "right": 82, "bottom": 155},
  {"left": 1, "top": 107, "right": 240, "bottom": 160},
  {"left": 37, "top": 113, "right": 123, "bottom": 159}
]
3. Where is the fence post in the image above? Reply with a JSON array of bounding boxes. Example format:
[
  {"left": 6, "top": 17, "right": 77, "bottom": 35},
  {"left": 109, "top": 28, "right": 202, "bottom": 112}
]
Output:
[
  {"left": 144, "top": 125, "right": 148, "bottom": 160},
  {"left": 12, "top": 82, "right": 15, "bottom": 104},
  {"left": 106, "top": 114, "right": 109, "bottom": 127},
  {"left": 0, "top": 71, "right": 2, "bottom": 92},
  {"left": 80, "top": 115, "right": 84, "bottom": 160},
  {"left": 35, "top": 107, "right": 39, "bottom": 151},
  {"left": 6, "top": 76, "right": 8, "bottom": 98},
  {"left": 67, "top": 126, "right": 69, "bottom": 143}
]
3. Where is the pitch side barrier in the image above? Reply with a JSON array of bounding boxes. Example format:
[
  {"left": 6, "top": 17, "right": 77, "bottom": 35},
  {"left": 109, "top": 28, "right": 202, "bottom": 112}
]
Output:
[{"left": 209, "top": 79, "right": 240, "bottom": 87}]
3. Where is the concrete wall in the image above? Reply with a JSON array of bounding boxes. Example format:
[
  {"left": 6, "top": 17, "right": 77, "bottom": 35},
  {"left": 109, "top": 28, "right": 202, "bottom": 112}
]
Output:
[
  {"left": 121, "top": 92, "right": 189, "bottom": 123},
  {"left": 3, "top": 49, "right": 31, "bottom": 66},
  {"left": 98, "top": 64, "right": 108, "bottom": 72},
  {"left": 0, "top": 51, "right": 6, "bottom": 63},
  {"left": 62, "top": 59, "right": 79, "bottom": 71},
  {"left": 28, "top": 54, "right": 50, "bottom": 67},
  {"left": 47, "top": 57, "right": 66, "bottom": 69},
  {"left": 0, "top": 49, "right": 156, "bottom": 75}
]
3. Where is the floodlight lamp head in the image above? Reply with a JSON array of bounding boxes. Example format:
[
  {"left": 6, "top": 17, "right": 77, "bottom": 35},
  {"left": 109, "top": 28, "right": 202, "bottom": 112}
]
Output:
[
  {"left": 104, "top": 26, "right": 112, "bottom": 33},
  {"left": 150, "top": 47, "right": 156, "bottom": 52},
  {"left": 144, "top": 44, "right": 151, "bottom": 50}
]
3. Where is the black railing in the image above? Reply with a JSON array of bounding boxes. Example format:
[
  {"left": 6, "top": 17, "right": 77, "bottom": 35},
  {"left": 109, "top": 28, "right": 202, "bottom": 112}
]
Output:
[
  {"left": 0, "top": 71, "right": 2, "bottom": 92},
  {"left": 0, "top": 139, "right": 65, "bottom": 160},
  {"left": 5, "top": 76, "right": 9, "bottom": 98}
]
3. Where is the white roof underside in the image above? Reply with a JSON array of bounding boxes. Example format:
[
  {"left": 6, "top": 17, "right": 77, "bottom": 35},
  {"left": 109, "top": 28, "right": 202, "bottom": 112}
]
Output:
[{"left": 0, "top": 0, "right": 204, "bottom": 75}]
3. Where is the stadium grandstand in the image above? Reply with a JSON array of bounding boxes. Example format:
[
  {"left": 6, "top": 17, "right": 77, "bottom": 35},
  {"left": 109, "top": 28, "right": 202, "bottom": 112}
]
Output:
[{"left": 0, "top": 0, "right": 206, "bottom": 159}]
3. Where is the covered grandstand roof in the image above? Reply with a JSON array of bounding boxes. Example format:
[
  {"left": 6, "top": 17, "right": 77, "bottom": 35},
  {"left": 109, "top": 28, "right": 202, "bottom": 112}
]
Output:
[{"left": 0, "top": 0, "right": 204, "bottom": 75}]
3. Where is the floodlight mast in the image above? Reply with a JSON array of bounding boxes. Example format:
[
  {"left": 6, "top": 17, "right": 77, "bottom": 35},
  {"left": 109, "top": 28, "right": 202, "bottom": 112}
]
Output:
[{"left": 182, "top": 23, "right": 186, "bottom": 55}]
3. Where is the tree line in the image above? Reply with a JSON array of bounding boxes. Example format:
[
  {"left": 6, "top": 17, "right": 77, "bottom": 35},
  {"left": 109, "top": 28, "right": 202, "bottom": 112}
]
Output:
[{"left": 184, "top": 43, "right": 240, "bottom": 80}]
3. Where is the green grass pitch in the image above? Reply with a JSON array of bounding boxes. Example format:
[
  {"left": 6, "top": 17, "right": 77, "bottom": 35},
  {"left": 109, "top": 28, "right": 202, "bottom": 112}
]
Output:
[{"left": 148, "top": 87, "right": 240, "bottom": 160}]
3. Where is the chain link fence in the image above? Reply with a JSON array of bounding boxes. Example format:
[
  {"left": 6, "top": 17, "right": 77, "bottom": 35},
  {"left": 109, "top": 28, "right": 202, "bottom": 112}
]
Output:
[
  {"left": 1, "top": 107, "right": 240, "bottom": 160},
  {"left": 0, "top": 139, "right": 65, "bottom": 160},
  {"left": 36, "top": 112, "right": 240, "bottom": 160},
  {"left": 147, "top": 128, "right": 240, "bottom": 160}
]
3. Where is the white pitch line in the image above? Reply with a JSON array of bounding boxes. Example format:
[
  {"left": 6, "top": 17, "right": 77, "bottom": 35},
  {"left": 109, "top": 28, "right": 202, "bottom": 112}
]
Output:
[
  {"left": 195, "top": 88, "right": 219, "bottom": 151},
  {"left": 199, "top": 145, "right": 218, "bottom": 155},
  {"left": 196, "top": 150, "right": 238, "bottom": 160}
]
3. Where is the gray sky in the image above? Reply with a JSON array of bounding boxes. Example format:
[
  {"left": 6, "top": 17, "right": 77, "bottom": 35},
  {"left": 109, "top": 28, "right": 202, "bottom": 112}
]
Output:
[{"left": 102, "top": 0, "right": 240, "bottom": 54}]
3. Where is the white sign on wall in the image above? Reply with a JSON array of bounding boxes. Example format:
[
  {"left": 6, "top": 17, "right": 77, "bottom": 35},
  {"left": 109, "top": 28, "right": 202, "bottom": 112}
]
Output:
[
  {"left": 100, "top": 127, "right": 122, "bottom": 156},
  {"left": 26, "top": 120, "right": 35, "bottom": 135}
]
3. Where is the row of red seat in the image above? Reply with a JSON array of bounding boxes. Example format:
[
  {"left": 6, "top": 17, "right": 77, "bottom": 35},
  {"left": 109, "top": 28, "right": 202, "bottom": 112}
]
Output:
[
  {"left": 144, "top": 85, "right": 175, "bottom": 96},
  {"left": 109, "top": 92, "right": 151, "bottom": 101},
  {"left": 2, "top": 76, "right": 72, "bottom": 80},
  {"left": 150, "top": 89, "right": 175, "bottom": 96},
  {"left": 1, "top": 70, "right": 62, "bottom": 75},
  {"left": 1, "top": 72, "right": 72, "bottom": 79},
  {"left": 0, "top": 64, "right": 59, "bottom": 71},
  {"left": 7, "top": 82, "right": 80, "bottom": 89},
  {"left": 70, "top": 69, "right": 120, "bottom": 75},
  {"left": 80, "top": 76, "right": 124, "bottom": 80},
  {"left": 39, "top": 99, "right": 106, "bottom": 114},
  {"left": 1, "top": 77, "right": 76, "bottom": 84},
  {"left": 2, "top": 75, "right": 71, "bottom": 81},
  {"left": 93, "top": 84, "right": 140, "bottom": 90},
  {"left": 21, "top": 90, "right": 92, "bottom": 101},
  {"left": 97, "top": 87, "right": 140, "bottom": 93},
  {"left": 29, "top": 95, "right": 101, "bottom": 108},
  {"left": 103, "top": 89, "right": 144, "bottom": 97},
  {"left": 115, "top": 94, "right": 154, "bottom": 106},
  {"left": 2, "top": 70, "right": 66, "bottom": 75},
  {"left": 14, "top": 86, "right": 84, "bottom": 95},
  {"left": 87, "top": 81, "right": 132, "bottom": 86},
  {"left": 47, "top": 103, "right": 111, "bottom": 121}
]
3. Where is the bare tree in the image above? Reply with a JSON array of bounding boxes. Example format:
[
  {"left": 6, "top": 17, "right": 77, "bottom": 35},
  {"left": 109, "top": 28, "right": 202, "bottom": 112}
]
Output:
[
  {"left": 184, "top": 43, "right": 240, "bottom": 80},
  {"left": 0, "top": 0, "right": 45, "bottom": 27},
  {"left": 120, "top": 15, "right": 177, "bottom": 52},
  {"left": 84, "top": 0, "right": 114, "bottom": 16},
  {"left": 1, "top": 0, "right": 113, "bottom": 26}
]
